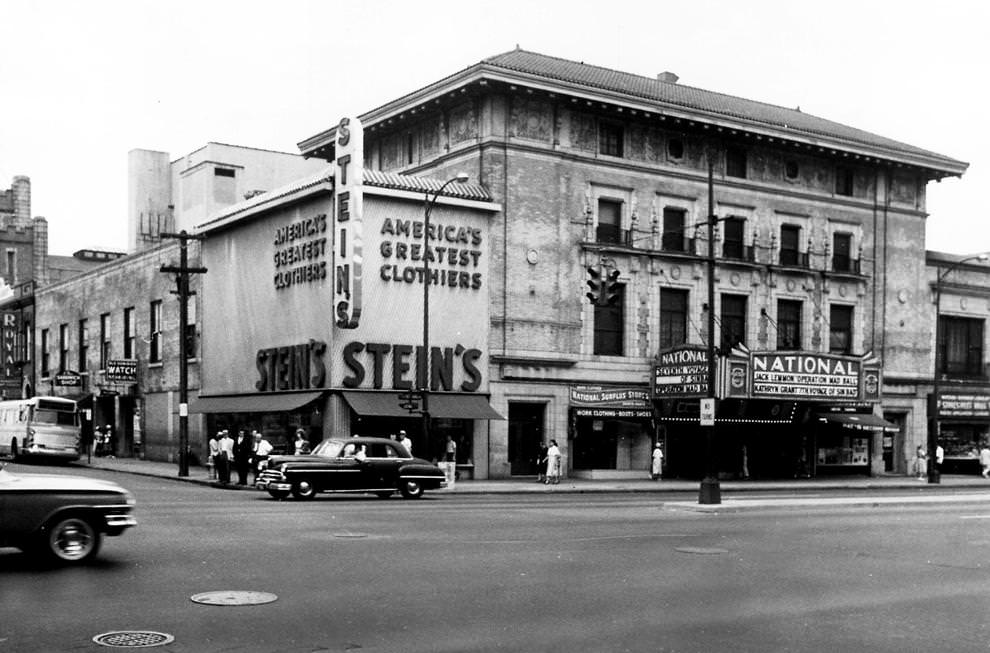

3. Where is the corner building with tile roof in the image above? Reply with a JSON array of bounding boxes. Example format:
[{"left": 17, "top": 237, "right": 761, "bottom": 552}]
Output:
[{"left": 298, "top": 48, "right": 969, "bottom": 480}]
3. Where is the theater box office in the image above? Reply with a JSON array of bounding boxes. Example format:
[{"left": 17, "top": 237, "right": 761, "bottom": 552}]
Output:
[
  {"left": 652, "top": 345, "right": 895, "bottom": 479},
  {"left": 191, "top": 118, "right": 502, "bottom": 475}
]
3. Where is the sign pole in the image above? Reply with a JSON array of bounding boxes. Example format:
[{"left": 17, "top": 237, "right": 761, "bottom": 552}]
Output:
[{"left": 699, "top": 152, "right": 721, "bottom": 505}]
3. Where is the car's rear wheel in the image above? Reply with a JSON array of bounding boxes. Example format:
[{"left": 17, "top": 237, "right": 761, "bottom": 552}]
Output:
[
  {"left": 291, "top": 480, "right": 316, "bottom": 500},
  {"left": 268, "top": 489, "right": 289, "bottom": 500},
  {"left": 399, "top": 480, "right": 424, "bottom": 499},
  {"left": 44, "top": 515, "right": 101, "bottom": 563}
]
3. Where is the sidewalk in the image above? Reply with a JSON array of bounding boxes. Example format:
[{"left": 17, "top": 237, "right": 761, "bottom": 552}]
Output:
[{"left": 72, "top": 455, "right": 990, "bottom": 507}]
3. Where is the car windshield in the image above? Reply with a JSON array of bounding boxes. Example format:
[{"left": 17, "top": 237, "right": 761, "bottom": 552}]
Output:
[{"left": 310, "top": 439, "right": 345, "bottom": 457}]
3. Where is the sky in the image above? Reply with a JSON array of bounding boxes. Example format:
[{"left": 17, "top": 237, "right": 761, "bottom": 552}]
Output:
[{"left": 1, "top": 0, "right": 987, "bottom": 256}]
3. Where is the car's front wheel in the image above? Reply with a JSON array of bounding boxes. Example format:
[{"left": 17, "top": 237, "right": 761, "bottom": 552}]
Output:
[
  {"left": 291, "top": 480, "right": 317, "bottom": 500},
  {"left": 44, "top": 515, "right": 101, "bottom": 563},
  {"left": 399, "top": 480, "right": 424, "bottom": 499}
]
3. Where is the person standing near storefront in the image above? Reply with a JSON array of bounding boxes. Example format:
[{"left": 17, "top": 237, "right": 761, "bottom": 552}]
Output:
[
  {"left": 444, "top": 435, "right": 457, "bottom": 463},
  {"left": 294, "top": 429, "right": 310, "bottom": 455},
  {"left": 535, "top": 442, "right": 549, "bottom": 482},
  {"left": 207, "top": 431, "right": 221, "bottom": 480},
  {"left": 914, "top": 445, "right": 927, "bottom": 480},
  {"left": 651, "top": 442, "right": 664, "bottom": 481},
  {"left": 217, "top": 430, "right": 234, "bottom": 485},
  {"left": 233, "top": 429, "right": 253, "bottom": 485},
  {"left": 545, "top": 439, "right": 561, "bottom": 485},
  {"left": 980, "top": 444, "right": 990, "bottom": 478},
  {"left": 398, "top": 431, "right": 412, "bottom": 457},
  {"left": 253, "top": 431, "right": 273, "bottom": 482}
]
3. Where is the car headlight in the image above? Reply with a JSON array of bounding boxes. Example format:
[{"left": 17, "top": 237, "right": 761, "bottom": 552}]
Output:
[{"left": 122, "top": 491, "right": 136, "bottom": 506}]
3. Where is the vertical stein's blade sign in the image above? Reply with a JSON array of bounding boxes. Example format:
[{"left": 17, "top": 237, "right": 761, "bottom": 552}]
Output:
[{"left": 333, "top": 116, "right": 363, "bottom": 329}]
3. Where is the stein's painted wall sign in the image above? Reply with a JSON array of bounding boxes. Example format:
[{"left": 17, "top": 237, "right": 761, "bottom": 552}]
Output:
[
  {"left": 333, "top": 117, "right": 364, "bottom": 329},
  {"left": 378, "top": 217, "right": 484, "bottom": 290},
  {"left": 273, "top": 213, "right": 329, "bottom": 289},
  {"left": 255, "top": 340, "right": 327, "bottom": 392},
  {"left": 341, "top": 340, "right": 482, "bottom": 392}
]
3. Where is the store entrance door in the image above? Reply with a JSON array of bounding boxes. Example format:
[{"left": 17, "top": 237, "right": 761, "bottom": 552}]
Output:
[{"left": 508, "top": 402, "right": 545, "bottom": 476}]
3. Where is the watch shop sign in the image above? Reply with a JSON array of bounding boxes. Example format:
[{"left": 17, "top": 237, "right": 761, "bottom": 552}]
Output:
[{"left": 104, "top": 359, "right": 137, "bottom": 385}]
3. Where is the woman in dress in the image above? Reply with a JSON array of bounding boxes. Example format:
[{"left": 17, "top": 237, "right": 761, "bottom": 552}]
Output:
[{"left": 545, "top": 439, "right": 561, "bottom": 485}]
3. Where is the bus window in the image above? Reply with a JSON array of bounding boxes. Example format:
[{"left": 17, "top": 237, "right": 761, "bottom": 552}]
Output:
[{"left": 32, "top": 407, "right": 79, "bottom": 427}]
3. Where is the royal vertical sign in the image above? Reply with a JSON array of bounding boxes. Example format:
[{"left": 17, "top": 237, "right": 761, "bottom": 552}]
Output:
[
  {"left": 333, "top": 116, "right": 364, "bottom": 329},
  {"left": 1, "top": 311, "right": 20, "bottom": 392}
]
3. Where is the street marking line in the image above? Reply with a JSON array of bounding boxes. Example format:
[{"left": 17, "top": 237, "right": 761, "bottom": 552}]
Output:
[{"left": 959, "top": 515, "right": 990, "bottom": 519}]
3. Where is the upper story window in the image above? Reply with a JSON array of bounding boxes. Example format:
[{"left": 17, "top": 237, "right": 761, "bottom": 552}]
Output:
[
  {"left": 659, "top": 288, "right": 689, "bottom": 350},
  {"left": 214, "top": 167, "right": 235, "bottom": 178},
  {"left": 78, "top": 319, "right": 88, "bottom": 373},
  {"left": 776, "top": 300, "right": 802, "bottom": 350},
  {"left": 661, "top": 207, "right": 687, "bottom": 252},
  {"left": 149, "top": 300, "right": 163, "bottom": 363},
  {"left": 667, "top": 138, "right": 685, "bottom": 160},
  {"left": 720, "top": 294, "right": 747, "bottom": 354},
  {"left": 939, "top": 316, "right": 985, "bottom": 378},
  {"left": 832, "top": 232, "right": 855, "bottom": 273},
  {"left": 779, "top": 224, "right": 803, "bottom": 266},
  {"left": 596, "top": 198, "right": 624, "bottom": 245},
  {"left": 123, "top": 307, "right": 135, "bottom": 359},
  {"left": 5, "top": 249, "right": 15, "bottom": 285},
  {"left": 100, "top": 313, "right": 110, "bottom": 370},
  {"left": 599, "top": 123, "right": 624, "bottom": 158},
  {"left": 185, "top": 301, "right": 198, "bottom": 360},
  {"left": 829, "top": 304, "right": 854, "bottom": 354},
  {"left": 722, "top": 217, "right": 746, "bottom": 260},
  {"left": 594, "top": 285, "right": 625, "bottom": 356},
  {"left": 41, "top": 328, "right": 50, "bottom": 377},
  {"left": 835, "top": 167, "right": 855, "bottom": 196},
  {"left": 58, "top": 323, "right": 68, "bottom": 374},
  {"left": 784, "top": 160, "right": 799, "bottom": 180},
  {"left": 726, "top": 147, "right": 747, "bottom": 179}
]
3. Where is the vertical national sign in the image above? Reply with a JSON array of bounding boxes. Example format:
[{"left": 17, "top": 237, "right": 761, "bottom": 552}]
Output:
[{"left": 333, "top": 116, "right": 364, "bottom": 329}]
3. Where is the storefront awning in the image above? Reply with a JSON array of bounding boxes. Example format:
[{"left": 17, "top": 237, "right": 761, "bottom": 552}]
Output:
[
  {"left": 816, "top": 412, "right": 898, "bottom": 432},
  {"left": 189, "top": 391, "right": 324, "bottom": 414},
  {"left": 341, "top": 391, "right": 504, "bottom": 420}
]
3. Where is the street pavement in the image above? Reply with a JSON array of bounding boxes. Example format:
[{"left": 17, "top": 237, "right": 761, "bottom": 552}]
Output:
[{"left": 70, "top": 455, "right": 990, "bottom": 510}]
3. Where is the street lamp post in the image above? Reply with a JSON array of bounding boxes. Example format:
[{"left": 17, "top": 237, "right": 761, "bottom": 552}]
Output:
[
  {"left": 929, "top": 253, "right": 989, "bottom": 484},
  {"left": 421, "top": 173, "right": 470, "bottom": 451}
]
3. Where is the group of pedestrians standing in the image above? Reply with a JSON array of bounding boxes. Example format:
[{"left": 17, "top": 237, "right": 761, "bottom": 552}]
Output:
[
  {"left": 534, "top": 440, "right": 561, "bottom": 484},
  {"left": 208, "top": 428, "right": 273, "bottom": 486}
]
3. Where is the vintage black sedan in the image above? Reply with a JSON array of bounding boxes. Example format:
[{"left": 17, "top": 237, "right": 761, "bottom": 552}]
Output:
[
  {"left": 0, "top": 464, "right": 137, "bottom": 563},
  {"left": 256, "top": 436, "right": 446, "bottom": 500}
]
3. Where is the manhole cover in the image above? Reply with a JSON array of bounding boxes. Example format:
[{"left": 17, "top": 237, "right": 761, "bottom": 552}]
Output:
[
  {"left": 190, "top": 590, "right": 278, "bottom": 606},
  {"left": 675, "top": 546, "right": 729, "bottom": 555},
  {"left": 93, "top": 631, "right": 175, "bottom": 648}
]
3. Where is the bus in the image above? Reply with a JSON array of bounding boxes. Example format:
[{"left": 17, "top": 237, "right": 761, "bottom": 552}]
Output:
[{"left": 0, "top": 396, "right": 81, "bottom": 463}]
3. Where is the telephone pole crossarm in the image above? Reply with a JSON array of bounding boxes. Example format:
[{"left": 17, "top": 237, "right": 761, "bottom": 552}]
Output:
[{"left": 159, "top": 230, "right": 208, "bottom": 477}]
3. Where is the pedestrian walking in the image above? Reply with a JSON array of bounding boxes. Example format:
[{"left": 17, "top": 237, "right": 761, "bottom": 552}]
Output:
[
  {"left": 535, "top": 442, "right": 548, "bottom": 482},
  {"left": 217, "top": 430, "right": 234, "bottom": 484},
  {"left": 935, "top": 444, "right": 944, "bottom": 476},
  {"left": 914, "top": 445, "right": 927, "bottom": 480},
  {"left": 444, "top": 435, "right": 457, "bottom": 463},
  {"left": 105, "top": 425, "right": 116, "bottom": 459},
  {"left": 93, "top": 426, "right": 104, "bottom": 457},
  {"left": 980, "top": 444, "right": 990, "bottom": 478},
  {"left": 651, "top": 442, "right": 664, "bottom": 481},
  {"left": 233, "top": 429, "right": 253, "bottom": 485},
  {"left": 207, "top": 431, "right": 221, "bottom": 480},
  {"left": 545, "top": 439, "right": 561, "bottom": 485}
]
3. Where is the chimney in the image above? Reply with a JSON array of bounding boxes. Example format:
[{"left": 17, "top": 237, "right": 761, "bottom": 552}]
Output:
[{"left": 657, "top": 71, "right": 679, "bottom": 84}]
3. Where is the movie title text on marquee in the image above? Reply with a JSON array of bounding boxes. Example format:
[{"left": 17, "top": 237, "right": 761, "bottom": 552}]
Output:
[
  {"left": 652, "top": 346, "right": 709, "bottom": 398},
  {"left": 333, "top": 117, "right": 364, "bottom": 329}
]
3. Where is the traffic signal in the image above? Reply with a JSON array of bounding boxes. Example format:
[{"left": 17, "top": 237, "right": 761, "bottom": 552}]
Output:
[
  {"left": 586, "top": 264, "right": 604, "bottom": 304},
  {"left": 602, "top": 268, "right": 621, "bottom": 305}
]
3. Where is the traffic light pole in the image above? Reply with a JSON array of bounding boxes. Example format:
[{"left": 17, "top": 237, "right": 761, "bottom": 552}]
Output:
[{"left": 161, "top": 231, "right": 207, "bottom": 477}]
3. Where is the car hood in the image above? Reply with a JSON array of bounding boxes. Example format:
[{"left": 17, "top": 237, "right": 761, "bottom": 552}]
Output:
[{"left": 0, "top": 469, "right": 129, "bottom": 494}]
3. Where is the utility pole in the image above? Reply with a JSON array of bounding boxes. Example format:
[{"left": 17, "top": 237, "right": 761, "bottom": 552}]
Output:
[
  {"left": 699, "top": 151, "right": 721, "bottom": 505},
  {"left": 161, "top": 231, "right": 207, "bottom": 477}
]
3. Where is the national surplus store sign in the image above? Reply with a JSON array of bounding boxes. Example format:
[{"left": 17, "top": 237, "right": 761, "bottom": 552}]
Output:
[
  {"left": 652, "top": 345, "right": 882, "bottom": 403},
  {"left": 570, "top": 385, "right": 652, "bottom": 418}
]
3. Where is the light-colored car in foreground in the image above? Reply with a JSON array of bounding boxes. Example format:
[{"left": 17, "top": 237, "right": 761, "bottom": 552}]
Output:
[{"left": 0, "top": 464, "right": 137, "bottom": 563}]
